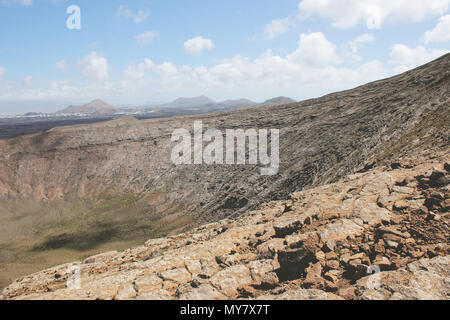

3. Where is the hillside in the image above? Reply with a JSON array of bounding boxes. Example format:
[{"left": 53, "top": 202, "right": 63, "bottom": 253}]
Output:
[
  {"left": 216, "top": 99, "right": 258, "bottom": 109},
  {"left": 260, "top": 96, "right": 296, "bottom": 107},
  {"left": 0, "top": 54, "right": 449, "bottom": 292},
  {"left": 160, "top": 96, "right": 217, "bottom": 109},
  {"left": 1, "top": 152, "right": 448, "bottom": 300},
  {"left": 57, "top": 99, "right": 117, "bottom": 115}
]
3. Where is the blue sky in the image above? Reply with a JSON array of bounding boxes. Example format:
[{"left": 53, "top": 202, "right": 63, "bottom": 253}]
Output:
[{"left": 0, "top": 0, "right": 449, "bottom": 113}]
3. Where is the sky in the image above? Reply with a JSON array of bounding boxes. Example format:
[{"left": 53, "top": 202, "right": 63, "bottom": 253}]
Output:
[{"left": 0, "top": 0, "right": 449, "bottom": 114}]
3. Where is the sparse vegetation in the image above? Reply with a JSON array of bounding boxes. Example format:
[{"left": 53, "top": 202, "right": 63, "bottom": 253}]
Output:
[{"left": 0, "top": 193, "right": 196, "bottom": 290}]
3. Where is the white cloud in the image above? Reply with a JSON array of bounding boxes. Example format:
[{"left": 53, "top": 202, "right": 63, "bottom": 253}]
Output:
[
  {"left": 184, "top": 36, "right": 214, "bottom": 56},
  {"left": 111, "top": 32, "right": 386, "bottom": 102},
  {"left": 298, "top": 0, "right": 450, "bottom": 29},
  {"left": 264, "top": 17, "right": 292, "bottom": 39},
  {"left": 24, "top": 75, "right": 32, "bottom": 85},
  {"left": 134, "top": 31, "right": 159, "bottom": 45},
  {"left": 425, "top": 14, "right": 450, "bottom": 43},
  {"left": 389, "top": 44, "right": 449, "bottom": 72},
  {"left": 116, "top": 5, "right": 149, "bottom": 24},
  {"left": 155, "top": 62, "right": 178, "bottom": 77},
  {"left": 0, "top": 67, "right": 5, "bottom": 81},
  {"left": 347, "top": 33, "right": 375, "bottom": 62},
  {"left": 123, "top": 59, "right": 154, "bottom": 82},
  {"left": 170, "top": 52, "right": 386, "bottom": 99},
  {"left": 56, "top": 60, "right": 68, "bottom": 72},
  {"left": 79, "top": 52, "right": 109, "bottom": 83},
  {"left": 287, "top": 32, "right": 339, "bottom": 66},
  {"left": 0, "top": 0, "right": 33, "bottom": 6},
  {"left": 350, "top": 33, "right": 375, "bottom": 52},
  {"left": 50, "top": 80, "right": 68, "bottom": 90},
  {"left": 1, "top": 31, "right": 394, "bottom": 106}
]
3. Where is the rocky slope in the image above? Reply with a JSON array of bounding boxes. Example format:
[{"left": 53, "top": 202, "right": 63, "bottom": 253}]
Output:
[
  {"left": 0, "top": 54, "right": 449, "bottom": 293},
  {"left": 1, "top": 151, "right": 448, "bottom": 300},
  {"left": 1, "top": 54, "right": 449, "bottom": 225}
]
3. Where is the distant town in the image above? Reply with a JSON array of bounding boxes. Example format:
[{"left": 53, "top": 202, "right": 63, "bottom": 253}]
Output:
[{"left": 0, "top": 96, "right": 296, "bottom": 119}]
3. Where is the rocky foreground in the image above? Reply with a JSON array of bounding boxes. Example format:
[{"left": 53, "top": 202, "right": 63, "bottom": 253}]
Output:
[{"left": 1, "top": 151, "right": 449, "bottom": 300}]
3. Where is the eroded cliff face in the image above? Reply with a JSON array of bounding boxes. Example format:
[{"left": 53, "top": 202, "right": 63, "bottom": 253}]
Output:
[
  {"left": 2, "top": 152, "right": 448, "bottom": 300},
  {"left": 0, "top": 54, "right": 449, "bottom": 295},
  {"left": 0, "top": 54, "right": 449, "bottom": 226}
]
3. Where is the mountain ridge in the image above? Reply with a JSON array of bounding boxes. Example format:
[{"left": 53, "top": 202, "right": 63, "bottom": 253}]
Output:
[
  {"left": 161, "top": 95, "right": 217, "bottom": 109},
  {"left": 0, "top": 53, "right": 448, "bottom": 293},
  {"left": 55, "top": 96, "right": 296, "bottom": 115},
  {"left": 146, "top": 96, "right": 296, "bottom": 110},
  {"left": 260, "top": 96, "right": 296, "bottom": 107},
  {"left": 57, "top": 99, "right": 118, "bottom": 115}
]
